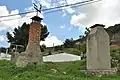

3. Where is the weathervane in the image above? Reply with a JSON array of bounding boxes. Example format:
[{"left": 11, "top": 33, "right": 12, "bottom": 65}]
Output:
[{"left": 33, "top": 3, "right": 42, "bottom": 16}]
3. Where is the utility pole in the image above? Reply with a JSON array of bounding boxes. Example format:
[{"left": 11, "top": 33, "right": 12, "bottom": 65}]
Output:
[
  {"left": 5, "top": 48, "right": 8, "bottom": 58},
  {"left": 53, "top": 43, "right": 54, "bottom": 53}
]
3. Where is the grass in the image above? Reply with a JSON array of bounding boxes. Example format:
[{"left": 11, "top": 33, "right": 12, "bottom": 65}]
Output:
[
  {"left": 0, "top": 60, "right": 120, "bottom": 80},
  {"left": 63, "top": 48, "right": 81, "bottom": 55}
]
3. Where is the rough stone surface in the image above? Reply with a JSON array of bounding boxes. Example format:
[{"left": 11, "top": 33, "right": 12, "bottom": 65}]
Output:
[
  {"left": 86, "top": 68, "right": 117, "bottom": 77},
  {"left": 16, "top": 52, "right": 28, "bottom": 67},
  {"left": 25, "top": 42, "right": 42, "bottom": 63},
  {"left": 86, "top": 25, "right": 111, "bottom": 70},
  {"left": 11, "top": 52, "right": 19, "bottom": 61},
  {"left": 80, "top": 67, "right": 117, "bottom": 77}
]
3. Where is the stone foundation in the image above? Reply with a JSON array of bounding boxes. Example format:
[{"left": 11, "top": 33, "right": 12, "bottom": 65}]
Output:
[
  {"left": 16, "top": 52, "right": 28, "bottom": 67},
  {"left": 16, "top": 42, "right": 43, "bottom": 67},
  {"left": 86, "top": 68, "right": 117, "bottom": 77}
]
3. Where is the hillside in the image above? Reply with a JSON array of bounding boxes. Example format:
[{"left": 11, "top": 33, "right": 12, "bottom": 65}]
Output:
[
  {"left": 106, "top": 24, "right": 120, "bottom": 45},
  {"left": 45, "top": 24, "right": 120, "bottom": 56},
  {"left": 75, "top": 23, "right": 120, "bottom": 46},
  {"left": 0, "top": 60, "right": 120, "bottom": 80}
]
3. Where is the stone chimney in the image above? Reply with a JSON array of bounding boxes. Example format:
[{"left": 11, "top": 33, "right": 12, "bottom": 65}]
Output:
[
  {"left": 16, "top": 16, "right": 43, "bottom": 67},
  {"left": 25, "top": 16, "right": 43, "bottom": 63}
]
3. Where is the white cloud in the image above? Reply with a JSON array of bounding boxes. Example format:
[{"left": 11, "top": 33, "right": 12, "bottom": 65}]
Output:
[
  {"left": 31, "top": 0, "right": 83, "bottom": 14},
  {"left": 0, "top": 6, "right": 44, "bottom": 31},
  {"left": 0, "top": 9, "right": 22, "bottom": 29},
  {"left": 24, "top": 6, "right": 34, "bottom": 12},
  {"left": 40, "top": 35, "right": 63, "bottom": 47},
  {"left": 66, "top": 0, "right": 82, "bottom": 4},
  {"left": 8, "top": 29, "right": 14, "bottom": 37},
  {"left": 60, "top": 26, "right": 64, "bottom": 29},
  {"left": 0, "top": 22, "right": 10, "bottom": 31},
  {"left": 71, "top": 13, "right": 86, "bottom": 27},
  {"left": 62, "top": 11, "right": 66, "bottom": 17},
  {"left": 0, "top": 35, "right": 5, "bottom": 41},
  {"left": 0, "top": 6, "right": 9, "bottom": 16},
  {"left": 64, "top": 0, "right": 84, "bottom": 14},
  {"left": 0, "top": 5, "right": 45, "bottom": 47},
  {"left": 36, "top": 0, "right": 51, "bottom": 8},
  {"left": 70, "top": 0, "right": 120, "bottom": 28},
  {"left": 62, "top": 6, "right": 75, "bottom": 14},
  {"left": 60, "top": 24, "right": 65, "bottom": 29},
  {"left": 66, "top": 7, "right": 75, "bottom": 14},
  {"left": 68, "top": 27, "right": 72, "bottom": 31}
]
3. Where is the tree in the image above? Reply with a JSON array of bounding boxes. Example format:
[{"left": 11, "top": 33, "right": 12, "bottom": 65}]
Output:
[
  {"left": 7, "top": 23, "right": 30, "bottom": 48},
  {"left": 40, "top": 44, "right": 46, "bottom": 52},
  {"left": 64, "top": 38, "right": 75, "bottom": 48},
  {"left": 106, "top": 24, "right": 120, "bottom": 40},
  {"left": 7, "top": 22, "right": 49, "bottom": 51},
  {"left": 0, "top": 47, "right": 6, "bottom": 53},
  {"left": 84, "top": 27, "right": 90, "bottom": 36},
  {"left": 54, "top": 45, "right": 64, "bottom": 51}
]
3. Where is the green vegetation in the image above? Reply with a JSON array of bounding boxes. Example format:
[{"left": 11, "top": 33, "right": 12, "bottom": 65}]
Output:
[
  {"left": 106, "top": 24, "right": 120, "bottom": 40},
  {"left": 1, "top": 23, "right": 120, "bottom": 79},
  {"left": 6, "top": 22, "right": 49, "bottom": 53},
  {"left": 63, "top": 48, "right": 81, "bottom": 55},
  {"left": 0, "top": 60, "right": 120, "bottom": 80},
  {"left": 110, "top": 48, "right": 120, "bottom": 68}
]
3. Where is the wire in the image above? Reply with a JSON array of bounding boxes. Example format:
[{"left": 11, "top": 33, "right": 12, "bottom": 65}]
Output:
[
  {"left": 42, "top": 0, "right": 93, "bottom": 11},
  {"left": 0, "top": 11, "right": 35, "bottom": 18},
  {"left": 0, "top": 15, "right": 33, "bottom": 22},
  {"left": 0, "top": 0, "right": 101, "bottom": 18},
  {"left": 0, "top": 0, "right": 102, "bottom": 22},
  {"left": 44, "top": 0, "right": 101, "bottom": 14}
]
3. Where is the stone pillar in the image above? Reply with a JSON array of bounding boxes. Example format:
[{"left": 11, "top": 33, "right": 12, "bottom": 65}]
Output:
[
  {"left": 86, "top": 24, "right": 111, "bottom": 70},
  {"left": 16, "top": 16, "right": 43, "bottom": 67},
  {"left": 25, "top": 22, "right": 43, "bottom": 63}
]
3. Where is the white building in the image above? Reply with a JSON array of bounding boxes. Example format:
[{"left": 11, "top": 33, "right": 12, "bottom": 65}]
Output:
[
  {"left": 43, "top": 53, "right": 81, "bottom": 62},
  {"left": 0, "top": 52, "right": 81, "bottom": 62},
  {"left": 0, "top": 53, "right": 11, "bottom": 60}
]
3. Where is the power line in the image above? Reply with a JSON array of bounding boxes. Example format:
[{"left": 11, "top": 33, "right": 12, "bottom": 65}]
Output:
[
  {"left": 0, "top": 15, "right": 32, "bottom": 22},
  {"left": 0, "top": 11, "right": 35, "bottom": 18},
  {"left": 0, "top": 0, "right": 102, "bottom": 22},
  {"left": 42, "top": 0, "right": 94, "bottom": 12},
  {"left": 44, "top": 0, "right": 101, "bottom": 14},
  {"left": 0, "top": 0, "right": 101, "bottom": 18}
]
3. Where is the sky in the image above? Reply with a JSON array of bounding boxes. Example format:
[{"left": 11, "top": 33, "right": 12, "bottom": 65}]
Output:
[{"left": 0, "top": 0, "right": 120, "bottom": 47}]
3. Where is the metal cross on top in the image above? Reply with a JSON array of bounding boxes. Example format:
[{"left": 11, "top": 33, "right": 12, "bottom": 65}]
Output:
[{"left": 33, "top": 3, "right": 42, "bottom": 16}]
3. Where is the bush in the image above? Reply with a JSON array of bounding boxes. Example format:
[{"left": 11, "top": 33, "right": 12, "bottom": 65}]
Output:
[
  {"left": 110, "top": 48, "right": 120, "bottom": 67},
  {"left": 63, "top": 48, "right": 81, "bottom": 55}
]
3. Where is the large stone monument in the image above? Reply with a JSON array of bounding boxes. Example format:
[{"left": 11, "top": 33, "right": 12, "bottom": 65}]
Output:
[
  {"left": 86, "top": 24, "right": 113, "bottom": 76},
  {"left": 16, "top": 16, "right": 43, "bottom": 67},
  {"left": 15, "top": 4, "right": 44, "bottom": 67}
]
